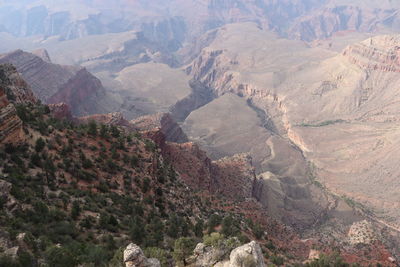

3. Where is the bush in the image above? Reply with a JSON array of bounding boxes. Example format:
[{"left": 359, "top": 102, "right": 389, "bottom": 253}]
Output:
[
  {"left": 144, "top": 247, "right": 169, "bottom": 267},
  {"left": 71, "top": 201, "right": 80, "bottom": 220},
  {"left": 203, "top": 232, "right": 225, "bottom": 247},
  {"left": 35, "top": 138, "right": 46, "bottom": 152},
  {"left": 207, "top": 214, "right": 222, "bottom": 233},
  {"left": 141, "top": 178, "right": 150, "bottom": 193},
  {"left": 270, "top": 254, "right": 284, "bottom": 266},
  {"left": 173, "top": 237, "right": 196, "bottom": 266},
  {"left": 130, "top": 217, "right": 145, "bottom": 245},
  {"left": 251, "top": 223, "right": 264, "bottom": 240},
  {"left": 305, "top": 253, "right": 349, "bottom": 267},
  {"left": 87, "top": 120, "right": 97, "bottom": 136},
  {"left": 221, "top": 215, "right": 239, "bottom": 237},
  {"left": 45, "top": 246, "right": 76, "bottom": 267},
  {"left": 84, "top": 245, "right": 109, "bottom": 266},
  {"left": 108, "top": 248, "right": 124, "bottom": 267},
  {"left": 194, "top": 219, "right": 204, "bottom": 238}
]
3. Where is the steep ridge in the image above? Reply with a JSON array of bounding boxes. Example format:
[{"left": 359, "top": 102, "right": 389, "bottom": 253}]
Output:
[{"left": 0, "top": 49, "right": 116, "bottom": 116}]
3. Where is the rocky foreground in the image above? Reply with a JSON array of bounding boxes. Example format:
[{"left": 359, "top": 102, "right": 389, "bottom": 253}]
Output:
[{"left": 123, "top": 241, "right": 266, "bottom": 267}]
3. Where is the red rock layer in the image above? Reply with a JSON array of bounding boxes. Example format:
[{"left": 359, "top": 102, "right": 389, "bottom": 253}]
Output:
[
  {"left": 343, "top": 36, "right": 400, "bottom": 72},
  {"left": 0, "top": 64, "right": 36, "bottom": 143}
]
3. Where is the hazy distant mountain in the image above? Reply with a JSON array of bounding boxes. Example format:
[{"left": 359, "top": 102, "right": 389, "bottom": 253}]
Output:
[{"left": 2, "top": 0, "right": 400, "bottom": 41}]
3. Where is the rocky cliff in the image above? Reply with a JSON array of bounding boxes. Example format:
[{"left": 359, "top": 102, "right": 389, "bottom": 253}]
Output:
[
  {"left": 0, "top": 64, "right": 36, "bottom": 143},
  {"left": 131, "top": 112, "right": 259, "bottom": 200},
  {"left": 0, "top": 50, "right": 113, "bottom": 116},
  {"left": 0, "top": 90, "right": 22, "bottom": 144},
  {"left": 131, "top": 113, "right": 188, "bottom": 143},
  {"left": 343, "top": 35, "right": 400, "bottom": 72}
]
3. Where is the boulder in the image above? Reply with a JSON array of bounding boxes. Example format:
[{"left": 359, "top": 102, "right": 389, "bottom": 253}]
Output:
[
  {"left": 192, "top": 241, "right": 265, "bottom": 267},
  {"left": 4, "top": 246, "right": 20, "bottom": 259},
  {"left": 229, "top": 241, "right": 265, "bottom": 267},
  {"left": 123, "top": 243, "right": 160, "bottom": 267},
  {"left": 194, "top": 243, "right": 206, "bottom": 255}
]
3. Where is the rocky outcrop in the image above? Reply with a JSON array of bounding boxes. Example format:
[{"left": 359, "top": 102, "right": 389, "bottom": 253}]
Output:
[
  {"left": 123, "top": 243, "right": 160, "bottom": 267},
  {"left": 0, "top": 64, "right": 36, "bottom": 143},
  {"left": 343, "top": 35, "right": 400, "bottom": 72},
  {"left": 0, "top": 64, "right": 36, "bottom": 104},
  {"left": 228, "top": 241, "right": 265, "bottom": 267},
  {"left": 0, "top": 50, "right": 111, "bottom": 116},
  {"left": 131, "top": 113, "right": 188, "bottom": 143},
  {"left": 48, "top": 103, "right": 74, "bottom": 121},
  {"left": 0, "top": 94, "right": 23, "bottom": 143},
  {"left": 79, "top": 112, "right": 133, "bottom": 130}
]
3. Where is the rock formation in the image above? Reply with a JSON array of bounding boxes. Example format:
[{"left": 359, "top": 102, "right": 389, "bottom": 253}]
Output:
[
  {"left": 0, "top": 92, "right": 23, "bottom": 143},
  {"left": 123, "top": 243, "right": 160, "bottom": 267},
  {"left": 192, "top": 241, "right": 265, "bottom": 267},
  {"left": 131, "top": 113, "right": 188, "bottom": 143},
  {"left": 79, "top": 112, "right": 133, "bottom": 130},
  {"left": 48, "top": 103, "right": 73, "bottom": 121},
  {"left": 343, "top": 35, "right": 400, "bottom": 72},
  {"left": 227, "top": 241, "right": 265, "bottom": 267},
  {"left": 0, "top": 63, "right": 36, "bottom": 104},
  {"left": 0, "top": 64, "right": 36, "bottom": 143}
]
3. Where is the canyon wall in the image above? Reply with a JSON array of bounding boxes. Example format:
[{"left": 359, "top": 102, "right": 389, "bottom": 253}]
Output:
[{"left": 0, "top": 50, "right": 115, "bottom": 116}]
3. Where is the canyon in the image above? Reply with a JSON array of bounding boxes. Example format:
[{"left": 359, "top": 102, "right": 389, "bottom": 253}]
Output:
[{"left": 1, "top": 0, "right": 400, "bottom": 264}]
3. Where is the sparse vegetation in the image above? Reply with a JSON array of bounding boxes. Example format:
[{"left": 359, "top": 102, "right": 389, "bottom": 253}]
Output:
[
  {"left": 0, "top": 103, "right": 273, "bottom": 266},
  {"left": 299, "top": 119, "right": 345, "bottom": 128}
]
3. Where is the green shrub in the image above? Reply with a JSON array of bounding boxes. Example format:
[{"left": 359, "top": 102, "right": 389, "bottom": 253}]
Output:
[
  {"left": 173, "top": 237, "right": 196, "bottom": 266},
  {"left": 87, "top": 120, "right": 98, "bottom": 136},
  {"left": 144, "top": 247, "right": 169, "bottom": 267},
  {"left": 45, "top": 246, "right": 76, "bottom": 267},
  {"left": 35, "top": 138, "right": 46, "bottom": 152},
  {"left": 270, "top": 255, "right": 284, "bottom": 266},
  {"left": 203, "top": 232, "right": 225, "bottom": 247}
]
